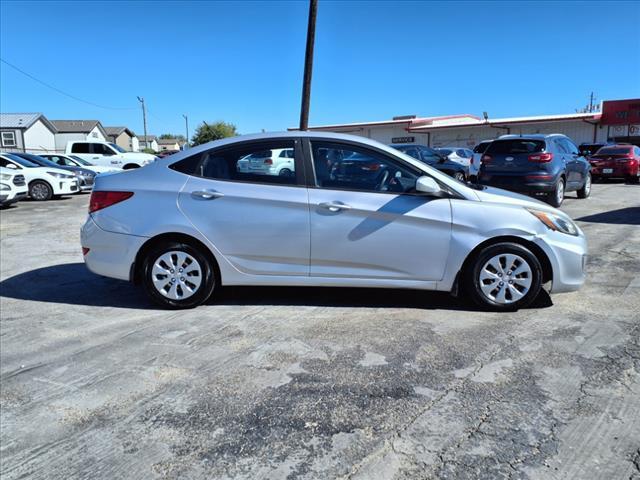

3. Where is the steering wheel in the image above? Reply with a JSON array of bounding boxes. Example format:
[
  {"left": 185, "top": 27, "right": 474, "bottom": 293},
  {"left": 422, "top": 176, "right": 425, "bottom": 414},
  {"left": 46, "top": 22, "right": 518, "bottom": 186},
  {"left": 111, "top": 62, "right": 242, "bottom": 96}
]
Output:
[{"left": 375, "top": 169, "right": 390, "bottom": 191}]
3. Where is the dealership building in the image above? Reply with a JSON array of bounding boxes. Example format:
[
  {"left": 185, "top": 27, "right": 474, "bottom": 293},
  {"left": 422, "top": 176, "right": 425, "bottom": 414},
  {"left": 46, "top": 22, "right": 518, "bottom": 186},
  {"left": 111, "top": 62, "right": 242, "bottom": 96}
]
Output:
[{"left": 299, "top": 98, "right": 640, "bottom": 149}]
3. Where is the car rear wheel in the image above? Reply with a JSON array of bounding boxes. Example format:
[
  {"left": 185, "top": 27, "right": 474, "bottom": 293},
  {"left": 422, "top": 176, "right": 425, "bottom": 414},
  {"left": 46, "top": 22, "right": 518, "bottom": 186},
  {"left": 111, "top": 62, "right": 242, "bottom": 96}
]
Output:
[
  {"left": 577, "top": 172, "right": 591, "bottom": 198},
  {"left": 627, "top": 175, "right": 640, "bottom": 184},
  {"left": 547, "top": 177, "right": 565, "bottom": 207},
  {"left": 141, "top": 241, "right": 216, "bottom": 309},
  {"left": 123, "top": 164, "right": 140, "bottom": 170},
  {"left": 29, "top": 181, "right": 53, "bottom": 201},
  {"left": 279, "top": 168, "right": 293, "bottom": 177},
  {"left": 465, "top": 242, "right": 543, "bottom": 311}
]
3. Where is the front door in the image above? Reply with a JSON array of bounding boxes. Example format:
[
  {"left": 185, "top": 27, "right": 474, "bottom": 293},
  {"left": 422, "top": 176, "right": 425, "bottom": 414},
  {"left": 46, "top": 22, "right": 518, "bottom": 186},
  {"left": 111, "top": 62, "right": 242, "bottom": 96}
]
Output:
[
  {"left": 307, "top": 141, "right": 452, "bottom": 281},
  {"left": 178, "top": 139, "right": 310, "bottom": 276}
]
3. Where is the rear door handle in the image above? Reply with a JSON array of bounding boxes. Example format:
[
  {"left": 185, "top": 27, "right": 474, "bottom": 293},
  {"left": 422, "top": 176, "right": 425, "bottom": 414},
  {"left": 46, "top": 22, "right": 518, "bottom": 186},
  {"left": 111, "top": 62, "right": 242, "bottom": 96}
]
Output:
[
  {"left": 191, "top": 189, "right": 224, "bottom": 200},
  {"left": 319, "top": 201, "right": 351, "bottom": 212}
]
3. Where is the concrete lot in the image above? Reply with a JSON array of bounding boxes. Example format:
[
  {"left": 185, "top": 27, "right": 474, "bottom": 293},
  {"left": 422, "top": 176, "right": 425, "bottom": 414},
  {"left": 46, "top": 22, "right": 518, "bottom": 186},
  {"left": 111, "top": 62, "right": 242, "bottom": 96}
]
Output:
[{"left": 1, "top": 183, "right": 639, "bottom": 480}]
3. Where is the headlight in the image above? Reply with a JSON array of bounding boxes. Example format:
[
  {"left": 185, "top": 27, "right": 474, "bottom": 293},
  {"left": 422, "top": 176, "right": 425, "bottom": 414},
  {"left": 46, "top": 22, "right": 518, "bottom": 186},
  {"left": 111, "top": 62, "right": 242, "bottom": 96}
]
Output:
[
  {"left": 527, "top": 208, "right": 579, "bottom": 236},
  {"left": 1, "top": 183, "right": 10, "bottom": 191},
  {"left": 1, "top": 173, "right": 12, "bottom": 181},
  {"left": 47, "top": 171, "right": 74, "bottom": 179}
]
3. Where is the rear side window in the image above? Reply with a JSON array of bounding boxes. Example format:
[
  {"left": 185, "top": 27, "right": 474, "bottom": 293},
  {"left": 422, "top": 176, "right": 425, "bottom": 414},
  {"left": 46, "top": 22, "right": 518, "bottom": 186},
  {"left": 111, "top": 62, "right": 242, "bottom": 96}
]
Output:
[
  {"left": 596, "top": 147, "right": 632, "bottom": 155},
  {"left": 171, "top": 140, "right": 298, "bottom": 186},
  {"left": 486, "top": 140, "right": 545, "bottom": 154},
  {"left": 473, "top": 142, "right": 491, "bottom": 153},
  {"left": 71, "top": 143, "right": 90, "bottom": 153}
]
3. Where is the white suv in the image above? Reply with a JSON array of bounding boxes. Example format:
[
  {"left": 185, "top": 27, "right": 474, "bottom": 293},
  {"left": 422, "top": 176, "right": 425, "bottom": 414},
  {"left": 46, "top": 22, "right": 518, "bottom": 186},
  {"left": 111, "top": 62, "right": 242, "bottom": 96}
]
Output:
[
  {"left": 66, "top": 141, "right": 157, "bottom": 170},
  {"left": 0, "top": 166, "right": 28, "bottom": 206},
  {"left": 0, "top": 153, "right": 79, "bottom": 200},
  {"left": 236, "top": 148, "right": 295, "bottom": 177}
]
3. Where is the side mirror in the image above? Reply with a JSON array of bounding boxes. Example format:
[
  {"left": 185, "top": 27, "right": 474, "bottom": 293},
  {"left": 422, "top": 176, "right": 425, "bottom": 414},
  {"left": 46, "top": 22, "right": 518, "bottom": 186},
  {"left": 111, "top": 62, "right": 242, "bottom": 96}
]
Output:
[{"left": 416, "top": 176, "right": 441, "bottom": 195}]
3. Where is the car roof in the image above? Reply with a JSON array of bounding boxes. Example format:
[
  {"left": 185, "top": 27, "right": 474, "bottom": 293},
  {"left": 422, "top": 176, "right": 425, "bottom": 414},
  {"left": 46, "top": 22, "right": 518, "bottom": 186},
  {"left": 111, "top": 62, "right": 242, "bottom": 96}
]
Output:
[
  {"left": 497, "top": 134, "right": 560, "bottom": 140},
  {"left": 388, "top": 143, "right": 428, "bottom": 148}
]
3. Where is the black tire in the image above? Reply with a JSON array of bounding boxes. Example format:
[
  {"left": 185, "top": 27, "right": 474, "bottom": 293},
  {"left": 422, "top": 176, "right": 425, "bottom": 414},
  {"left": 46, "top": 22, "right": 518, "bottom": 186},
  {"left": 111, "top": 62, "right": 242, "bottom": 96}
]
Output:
[
  {"left": 546, "top": 177, "right": 565, "bottom": 207},
  {"left": 279, "top": 168, "right": 293, "bottom": 177},
  {"left": 454, "top": 172, "right": 466, "bottom": 183},
  {"left": 627, "top": 175, "right": 640, "bottom": 185},
  {"left": 123, "top": 164, "right": 140, "bottom": 170},
  {"left": 464, "top": 242, "right": 543, "bottom": 311},
  {"left": 29, "top": 180, "right": 53, "bottom": 201},
  {"left": 577, "top": 172, "right": 591, "bottom": 198},
  {"left": 141, "top": 241, "right": 216, "bottom": 309}
]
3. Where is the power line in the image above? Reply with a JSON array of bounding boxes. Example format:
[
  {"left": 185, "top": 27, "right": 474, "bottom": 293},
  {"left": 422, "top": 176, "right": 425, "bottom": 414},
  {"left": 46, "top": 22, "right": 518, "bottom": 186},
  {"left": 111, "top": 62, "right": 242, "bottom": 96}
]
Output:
[{"left": 0, "top": 57, "right": 137, "bottom": 111}]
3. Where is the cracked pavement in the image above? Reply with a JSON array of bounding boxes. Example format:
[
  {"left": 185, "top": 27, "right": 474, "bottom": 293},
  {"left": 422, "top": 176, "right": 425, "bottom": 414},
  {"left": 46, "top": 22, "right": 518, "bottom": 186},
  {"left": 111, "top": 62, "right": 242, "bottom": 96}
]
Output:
[{"left": 1, "top": 183, "right": 639, "bottom": 479}]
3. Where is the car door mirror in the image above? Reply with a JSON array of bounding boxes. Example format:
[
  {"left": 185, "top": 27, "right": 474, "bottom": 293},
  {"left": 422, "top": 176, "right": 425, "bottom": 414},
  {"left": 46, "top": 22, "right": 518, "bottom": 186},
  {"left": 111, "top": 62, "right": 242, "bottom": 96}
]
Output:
[{"left": 416, "top": 176, "right": 441, "bottom": 195}]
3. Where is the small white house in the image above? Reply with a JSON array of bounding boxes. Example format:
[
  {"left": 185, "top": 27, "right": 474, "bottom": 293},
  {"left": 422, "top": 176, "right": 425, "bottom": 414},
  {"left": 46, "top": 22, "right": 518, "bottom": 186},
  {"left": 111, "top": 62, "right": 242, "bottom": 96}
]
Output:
[
  {"left": 157, "top": 138, "right": 181, "bottom": 151},
  {"left": 51, "top": 120, "right": 108, "bottom": 152},
  {"left": 0, "top": 112, "right": 57, "bottom": 153},
  {"left": 138, "top": 135, "right": 159, "bottom": 151}
]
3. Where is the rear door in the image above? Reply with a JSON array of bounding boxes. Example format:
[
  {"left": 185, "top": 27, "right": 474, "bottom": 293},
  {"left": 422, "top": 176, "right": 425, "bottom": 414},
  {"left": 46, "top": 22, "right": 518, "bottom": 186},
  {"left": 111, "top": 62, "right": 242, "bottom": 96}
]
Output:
[
  {"left": 483, "top": 139, "right": 546, "bottom": 173},
  {"left": 177, "top": 138, "right": 310, "bottom": 276},
  {"left": 306, "top": 140, "right": 452, "bottom": 281}
]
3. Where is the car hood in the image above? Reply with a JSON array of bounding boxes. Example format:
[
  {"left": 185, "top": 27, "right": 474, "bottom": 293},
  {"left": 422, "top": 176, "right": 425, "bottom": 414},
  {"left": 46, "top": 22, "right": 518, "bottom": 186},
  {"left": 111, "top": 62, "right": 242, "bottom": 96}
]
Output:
[
  {"left": 123, "top": 152, "right": 156, "bottom": 161},
  {"left": 89, "top": 165, "right": 121, "bottom": 173},
  {"left": 474, "top": 186, "right": 551, "bottom": 209}
]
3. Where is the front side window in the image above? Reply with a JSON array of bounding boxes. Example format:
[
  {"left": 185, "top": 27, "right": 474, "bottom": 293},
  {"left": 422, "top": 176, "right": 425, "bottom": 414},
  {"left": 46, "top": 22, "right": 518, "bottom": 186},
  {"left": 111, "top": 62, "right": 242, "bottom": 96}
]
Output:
[
  {"left": 173, "top": 140, "right": 298, "bottom": 186},
  {"left": 1, "top": 131, "right": 17, "bottom": 147},
  {"left": 71, "top": 143, "right": 90, "bottom": 154},
  {"left": 311, "top": 141, "right": 420, "bottom": 194},
  {"left": 92, "top": 143, "right": 115, "bottom": 155}
]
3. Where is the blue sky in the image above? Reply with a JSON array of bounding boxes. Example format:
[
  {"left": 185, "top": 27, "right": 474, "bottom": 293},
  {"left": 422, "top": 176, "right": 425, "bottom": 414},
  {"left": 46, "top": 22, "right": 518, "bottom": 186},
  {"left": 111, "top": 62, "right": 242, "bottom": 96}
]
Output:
[{"left": 1, "top": 0, "right": 639, "bottom": 137}]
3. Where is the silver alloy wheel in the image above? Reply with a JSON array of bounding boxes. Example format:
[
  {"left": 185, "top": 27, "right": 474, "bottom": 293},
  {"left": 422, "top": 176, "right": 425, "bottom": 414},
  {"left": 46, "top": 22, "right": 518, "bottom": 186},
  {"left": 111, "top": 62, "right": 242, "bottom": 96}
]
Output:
[
  {"left": 556, "top": 179, "right": 565, "bottom": 205},
  {"left": 584, "top": 173, "right": 591, "bottom": 195},
  {"left": 455, "top": 172, "right": 465, "bottom": 182},
  {"left": 479, "top": 253, "right": 533, "bottom": 305},
  {"left": 151, "top": 251, "right": 203, "bottom": 300},
  {"left": 31, "top": 183, "right": 50, "bottom": 200}
]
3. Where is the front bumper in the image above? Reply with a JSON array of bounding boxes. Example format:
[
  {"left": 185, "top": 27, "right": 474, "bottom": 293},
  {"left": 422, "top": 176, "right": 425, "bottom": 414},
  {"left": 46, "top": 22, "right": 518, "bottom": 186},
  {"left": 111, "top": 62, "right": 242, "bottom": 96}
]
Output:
[
  {"left": 53, "top": 179, "right": 79, "bottom": 195},
  {"left": 81, "top": 216, "right": 147, "bottom": 281},
  {"left": 535, "top": 229, "right": 587, "bottom": 293}
]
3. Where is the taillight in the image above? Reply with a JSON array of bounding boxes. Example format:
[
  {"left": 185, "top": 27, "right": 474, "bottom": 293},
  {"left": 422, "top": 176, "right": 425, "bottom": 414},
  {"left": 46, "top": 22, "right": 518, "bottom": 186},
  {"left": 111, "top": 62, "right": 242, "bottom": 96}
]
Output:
[
  {"left": 89, "top": 191, "right": 134, "bottom": 213},
  {"left": 528, "top": 153, "right": 553, "bottom": 163},
  {"left": 263, "top": 158, "right": 273, "bottom": 165},
  {"left": 481, "top": 154, "right": 492, "bottom": 163}
]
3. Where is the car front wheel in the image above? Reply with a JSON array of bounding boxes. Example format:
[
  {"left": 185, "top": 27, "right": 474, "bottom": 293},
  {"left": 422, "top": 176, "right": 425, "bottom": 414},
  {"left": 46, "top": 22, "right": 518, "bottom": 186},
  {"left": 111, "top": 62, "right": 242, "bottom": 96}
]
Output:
[
  {"left": 465, "top": 242, "right": 543, "bottom": 311},
  {"left": 29, "top": 181, "right": 53, "bottom": 201},
  {"left": 141, "top": 241, "right": 216, "bottom": 309}
]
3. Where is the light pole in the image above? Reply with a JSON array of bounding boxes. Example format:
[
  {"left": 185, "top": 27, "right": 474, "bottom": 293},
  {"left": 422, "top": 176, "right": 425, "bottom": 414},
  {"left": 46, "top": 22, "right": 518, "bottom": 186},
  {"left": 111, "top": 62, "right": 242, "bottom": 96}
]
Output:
[
  {"left": 299, "top": 0, "right": 317, "bottom": 131},
  {"left": 137, "top": 96, "right": 148, "bottom": 149},
  {"left": 182, "top": 114, "right": 189, "bottom": 148}
]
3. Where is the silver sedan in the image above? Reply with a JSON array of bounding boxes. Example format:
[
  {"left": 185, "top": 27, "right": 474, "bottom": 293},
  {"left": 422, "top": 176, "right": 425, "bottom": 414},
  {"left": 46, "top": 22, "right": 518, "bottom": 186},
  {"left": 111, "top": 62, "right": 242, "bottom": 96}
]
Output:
[{"left": 81, "top": 131, "right": 587, "bottom": 310}]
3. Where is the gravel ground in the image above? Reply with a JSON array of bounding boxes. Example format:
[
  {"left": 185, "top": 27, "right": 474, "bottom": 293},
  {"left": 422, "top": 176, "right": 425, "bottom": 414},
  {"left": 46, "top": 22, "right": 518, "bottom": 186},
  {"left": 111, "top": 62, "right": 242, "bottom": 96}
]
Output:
[{"left": 1, "top": 182, "right": 639, "bottom": 480}]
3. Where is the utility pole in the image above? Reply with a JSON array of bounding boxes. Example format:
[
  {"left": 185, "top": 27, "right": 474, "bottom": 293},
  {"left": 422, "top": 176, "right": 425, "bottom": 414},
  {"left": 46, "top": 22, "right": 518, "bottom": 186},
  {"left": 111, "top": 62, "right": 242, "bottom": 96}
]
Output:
[
  {"left": 137, "top": 96, "right": 148, "bottom": 149},
  {"left": 182, "top": 114, "right": 189, "bottom": 148},
  {"left": 299, "top": 0, "right": 317, "bottom": 131}
]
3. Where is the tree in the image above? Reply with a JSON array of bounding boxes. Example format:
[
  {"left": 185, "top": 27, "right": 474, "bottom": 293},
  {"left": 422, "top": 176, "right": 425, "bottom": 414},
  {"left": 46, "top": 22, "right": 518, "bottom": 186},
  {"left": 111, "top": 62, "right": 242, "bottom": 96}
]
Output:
[
  {"left": 191, "top": 121, "right": 238, "bottom": 146},
  {"left": 159, "top": 133, "right": 186, "bottom": 141}
]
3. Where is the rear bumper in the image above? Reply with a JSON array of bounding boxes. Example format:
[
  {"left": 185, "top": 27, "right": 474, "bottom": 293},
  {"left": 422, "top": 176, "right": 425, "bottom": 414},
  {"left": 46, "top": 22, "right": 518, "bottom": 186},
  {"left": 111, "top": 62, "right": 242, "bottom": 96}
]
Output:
[
  {"left": 590, "top": 165, "right": 639, "bottom": 178},
  {"left": 81, "top": 216, "right": 147, "bottom": 281},
  {"left": 479, "top": 174, "right": 558, "bottom": 193}
]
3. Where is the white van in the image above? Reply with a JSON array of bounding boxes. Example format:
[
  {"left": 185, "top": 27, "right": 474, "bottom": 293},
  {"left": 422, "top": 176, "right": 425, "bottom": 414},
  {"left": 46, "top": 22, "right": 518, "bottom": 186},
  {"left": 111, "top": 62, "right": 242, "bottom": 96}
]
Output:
[{"left": 66, "top": 141, "right": 157, "bottom": 170}]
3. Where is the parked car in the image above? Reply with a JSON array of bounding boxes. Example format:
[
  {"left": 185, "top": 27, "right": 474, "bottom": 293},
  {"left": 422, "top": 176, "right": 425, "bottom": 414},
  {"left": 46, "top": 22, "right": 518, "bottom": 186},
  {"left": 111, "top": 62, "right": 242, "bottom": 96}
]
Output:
[
  {"left": 236, "top": 148, "right": 295, "bottom": 177},
  {"left": 40, "top": 153, "right": 121, "bottom": 175},
  {"left": 66, "top": 141, "right": 157, "bottom": 169},
  {"left": 82, "top": 131, "right": 587, "bottom": 311},
  {"left": 472, "top": 140, "right": 493, "bottom": 180},
  {"left": 0, "top": 152, "right": 78, "bottom": 200},
  {"left": 12, "top": 152, "right": 95, "bottom": 192},
  {"left": 577, "top": 142, "right": 622, "bottom": 157},
  {"left": 478, "top": 134, "right": 591, "bottom": 207},
  {"left": 390, "top": 144, "right": 468, "bottom": 182},
  {"left": 157, "top": 150, "right": 180, "bottom": 158},
  {"left": 0, "top": 166, "right": 28, "bottom": 206},
  {"left": 588, "top": 144, "right": 640, "bottom": 184},
  {"left": 435, "top": 147, "right": 478, "bottom": 177}
]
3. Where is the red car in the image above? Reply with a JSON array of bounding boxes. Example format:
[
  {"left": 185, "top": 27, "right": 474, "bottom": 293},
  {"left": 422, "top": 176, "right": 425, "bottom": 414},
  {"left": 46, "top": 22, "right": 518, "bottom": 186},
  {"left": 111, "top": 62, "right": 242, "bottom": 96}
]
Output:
[{"left": 589, "top": 144, "right": 640, "bottom": 184}]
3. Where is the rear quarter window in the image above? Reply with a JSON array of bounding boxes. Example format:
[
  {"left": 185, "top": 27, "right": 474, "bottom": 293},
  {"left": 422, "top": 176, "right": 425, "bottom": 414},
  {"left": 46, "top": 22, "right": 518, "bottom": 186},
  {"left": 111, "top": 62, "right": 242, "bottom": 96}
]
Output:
[
  {"left": 486, "top": 140, "right": 545, "bottom": 154},
  {"left": 169, "top": 153, "right": 202, "bottom": 175}
]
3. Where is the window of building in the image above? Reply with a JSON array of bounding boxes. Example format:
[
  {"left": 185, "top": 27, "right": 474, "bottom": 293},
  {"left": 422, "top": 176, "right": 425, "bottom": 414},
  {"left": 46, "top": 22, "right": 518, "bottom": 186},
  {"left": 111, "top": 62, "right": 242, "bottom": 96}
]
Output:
[{"left": 1, "top": 131, "right": 17, "bottom": 147}]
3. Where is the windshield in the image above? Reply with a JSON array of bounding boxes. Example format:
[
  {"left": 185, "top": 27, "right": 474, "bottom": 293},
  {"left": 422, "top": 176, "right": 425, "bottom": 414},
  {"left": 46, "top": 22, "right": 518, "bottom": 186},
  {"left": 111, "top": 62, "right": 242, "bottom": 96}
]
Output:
[
  {"left": 595, "top": 147, "right": 632, "bottom": 155},
  {"left": 109, "top": 143, "right": 127, "bottom": 153},
  {"left": 486, "top": 139, "right": 545, "bottom": 154},
  {"left": 69, "top": 155, "right": 92, "bottom": 166},
  {"left": 3, "top": 153, "right": 39, "bottom": 167}
]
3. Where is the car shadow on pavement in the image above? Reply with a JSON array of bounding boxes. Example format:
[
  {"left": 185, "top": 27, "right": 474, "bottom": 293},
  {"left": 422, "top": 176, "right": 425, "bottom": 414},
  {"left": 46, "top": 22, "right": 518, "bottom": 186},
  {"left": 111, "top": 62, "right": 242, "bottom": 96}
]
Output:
[
  {"left": 0, "top": 262, "right": 553, "bottom": 311},
  {"left": 576, "top": 207, "right": 640, "bottom": 225}
]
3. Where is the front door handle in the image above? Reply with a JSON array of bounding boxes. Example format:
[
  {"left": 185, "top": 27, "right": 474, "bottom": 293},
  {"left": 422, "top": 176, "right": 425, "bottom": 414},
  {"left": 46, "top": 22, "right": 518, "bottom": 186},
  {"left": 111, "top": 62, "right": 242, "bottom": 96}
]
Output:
[
  {"left": 191, "top": 189, "right": 224, "bottom": 200},
  {"left": 319, "top": 201, "right": 351, "bottom": 212}
]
